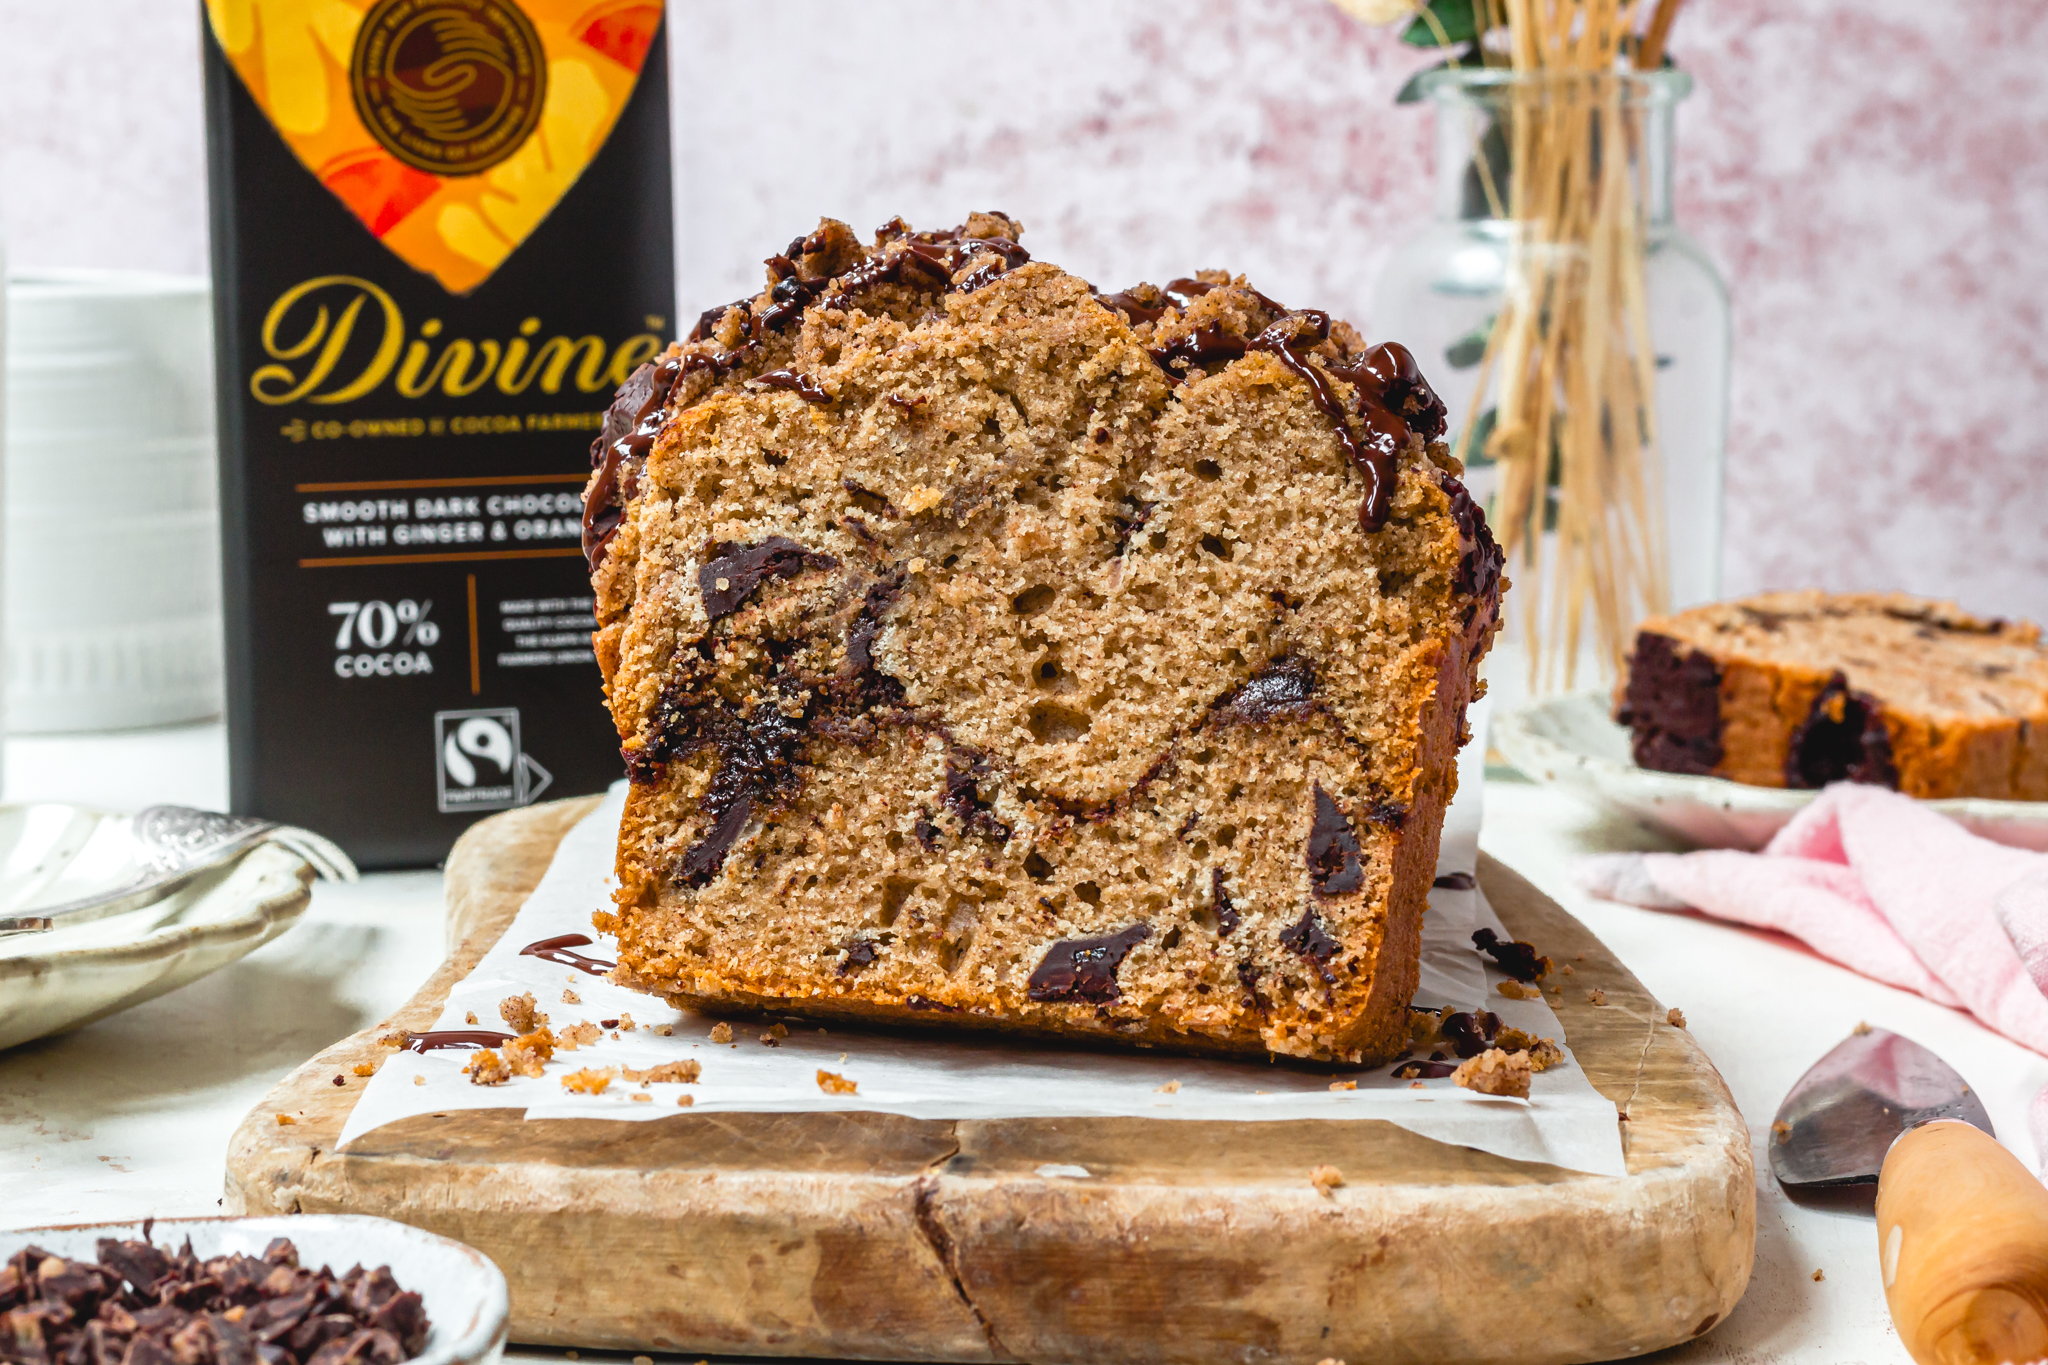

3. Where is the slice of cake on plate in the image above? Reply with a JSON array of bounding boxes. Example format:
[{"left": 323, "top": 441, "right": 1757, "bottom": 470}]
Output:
[
  {"left": 581, "top": 213, "right": 1503, "bottom": 1064},
  {"left": 1621, "top": 591, "right": 2048, "bottom": 799}
]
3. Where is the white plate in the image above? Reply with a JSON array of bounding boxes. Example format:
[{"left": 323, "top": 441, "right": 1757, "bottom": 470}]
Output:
[
  {"left": 1492, "top": 692, "right": 2048, "bottom": 852},
  {"left": 0, "top": 1215, "right": 507, "bottom": 1365},
  {"left": 0, "top": 803, "right": 315, "bottom": 1052}
]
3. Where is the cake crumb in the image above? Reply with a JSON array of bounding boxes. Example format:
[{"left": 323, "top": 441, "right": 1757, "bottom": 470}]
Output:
[
  {"left": 1853, "top": 1020, "right": 1873, "bottom": 1036},
  {"left": 503, "top": 1028, "right": 555, "bottom": 1078},
  {"left": 655, "top": 1025, "right": 673, "bottom": 1036},
  {"left": 412, "top": 1075, "right": 425, "bottom": 1086},
  {"left": 1575, "top": 952, "right": 1587, "bottom": 961},
  {"left": 761, "top": 1023, "right": 789, "bottom": 1044},
  {"left": 817, "top": 1069, "right": 858, "bottom": 1095},
  {"left": 630, "top": 1093, "right": 652, "bottom": 1103},
  {"left": 621, "top": 1060, "right": 702, "bottom": 1084},
  {"left": 1317, "top": 1359, "right": 1347, "bottom": 1365},
  {"left": 1156, "top": 1079, "right": 1182, "bottom": 1094},
  {"left": 499, "top": 992, "right": 546, "bottom": 1033},
  {"left": 1772, "top": 1120, "right": 1793, "bottom": 1143},
  {"left": 1527, "top": 1038, "right": 1565, "bottom": 1072},
  {"left": 1452, "top": 1047, "right": 1532, "bottom": 1099},
  {"left": 274, "top": 1114, "right": 296, "bottom": 1126},
  {"left": 464, "top": 1012, "right": 477, "bottom": 1025},
  {"left": 1811, "top": 1268, "right": 1824, "bottom": 1282},
  {"left": 1667, "top": 1007, "right": 1687, "bottom": 1029},
  {"left": 634, "top": 1356, "right": 653, "bottom": 1365},
  {"left": 1496, "top": 980, "right": 1540, "bottom": 1000},
  {"left": 1409, "top": 1080, "right": 1426, "bottom": 1089},
  {"left": 1309, "top": 1164, "right": 1344, "bottom": 1197},
  {"left": 557, "top": 1021, "right": 601, "bottom": 1049},
  {"left": 351, "top": 1062, "right": 376, "bottom": 1077},
  {"left": 1560, "top": 963, "right": 1575, "bottom": 975},
  {"left": 1587, "top": 988, "right": 1608, "bottom": 1006},
  {"left": 562, "top": 989, "right": 581, "bottom": 1004},
  {"left": 561, "top": 1067, "right": 616, "bottom": 1095},
  {"left": 710, "top": 1022, "right": 733, "bottom": 1043},
  {"left": 466, "top": 1049, "right": 513, "bottom": 1086},
  {"left": 677, "top": 1094, "right": 695, "bottom": 1107},
  {"left": 1328, "top": 1080, "right": 1357, "bottom": 1091},
  {"left": 619, "top": 1012, "right": 638, "bottom": 1031}
]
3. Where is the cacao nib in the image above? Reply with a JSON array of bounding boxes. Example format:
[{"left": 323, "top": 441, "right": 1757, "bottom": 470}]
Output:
[
  {"left": 1471, "top": 926, "right": 1549, "bottom": 982},
  {"left": 0, "top": 1238, "right": 430, "bottom": 1365}
]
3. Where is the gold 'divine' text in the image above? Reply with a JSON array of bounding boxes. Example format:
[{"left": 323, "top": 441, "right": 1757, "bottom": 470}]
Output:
[{"left": 250, "top": 275, "right": 663, "bottom": 406}]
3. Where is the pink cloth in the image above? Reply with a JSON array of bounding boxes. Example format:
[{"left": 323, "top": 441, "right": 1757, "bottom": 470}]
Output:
[{"left": 1576, "top": 784, "right": 2048, "bottom": 1162}]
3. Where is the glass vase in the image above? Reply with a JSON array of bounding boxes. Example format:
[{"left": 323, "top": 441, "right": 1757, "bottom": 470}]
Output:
[{"left": 1373, "top": 67, "right": 1728, "bottom": 710}]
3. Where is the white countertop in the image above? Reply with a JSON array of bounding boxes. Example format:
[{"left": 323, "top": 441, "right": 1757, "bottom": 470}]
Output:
[{"left": 7, "top": 722, "right": 2044, "bottom": 1365}]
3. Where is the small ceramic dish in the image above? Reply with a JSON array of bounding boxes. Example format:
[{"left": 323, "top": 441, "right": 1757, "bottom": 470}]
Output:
[
  {"left": 0, "top": 1215, "right": 508, "bottom": 1365},
  {"left": 1492, "top": 691, "right": 2048, "bottom": 852},
  {"left": 0, "top": 804, "right": 320, "bottom": 1051}
]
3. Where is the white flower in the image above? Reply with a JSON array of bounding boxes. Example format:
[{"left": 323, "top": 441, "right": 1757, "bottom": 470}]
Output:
[{"left": 1327, "top": 0, "right": 1421, "bottom": 24}]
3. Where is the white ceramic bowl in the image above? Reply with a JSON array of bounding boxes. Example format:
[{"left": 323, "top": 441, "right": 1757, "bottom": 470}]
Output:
[
  {"left": 1493, "top": 691, "right": 2048, "bottom": 852},
  {"left": 0, "top": 804, "right": 316, "bottom": 1052},
  {"left": 0, "top": 1215, "right": 507, "bottom": 1365}
]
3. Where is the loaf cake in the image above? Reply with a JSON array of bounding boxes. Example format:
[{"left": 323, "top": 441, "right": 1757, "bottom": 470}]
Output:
[
  {"left": 581, "top": 213, "right": 1504, "bottom": 1064},
  {"left": 1620, "top": 592, "right": 2048, "bottom": 799}
]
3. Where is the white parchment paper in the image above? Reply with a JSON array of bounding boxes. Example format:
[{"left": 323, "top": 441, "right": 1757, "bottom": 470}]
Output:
[{"left": 341, "top": 699, "right": 1626, "bottom": 1176}]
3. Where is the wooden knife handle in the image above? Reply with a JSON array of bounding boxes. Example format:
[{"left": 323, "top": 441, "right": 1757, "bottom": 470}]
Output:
[{"left": 1877, "top": 1120, "right": 2048, "bottom": 1365}]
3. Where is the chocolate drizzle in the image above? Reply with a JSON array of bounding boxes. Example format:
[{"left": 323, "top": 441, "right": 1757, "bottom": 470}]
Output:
[
  {"left": 819, "top": 226, "right": 1032, "bottom": 313},
  {"left": 1438, "top": 470, "right": 1504, "bottom": 632},
  {"left": 1211, "top": 867, "right": 1241, "bottom": 936},
  {"left": 518, "top": 933, "right": 617, "bottom": 975},
  {"left": 698, "top": 536, "right": 840, "bottom": 621},
  {"left": 1433, "top": 871, "right": 1477, "bottom": 891},
  {"left": 1144, "top": 303, "right": 1445, "bottom": 532},
  {"left": 1306, "top": 785, "right": 1366, "bottom": 896},
  {"left": 1026, "top": 924, "right": 1152, "bottom": 1003},
  {"left": 401, "top": 1029, "right": 514, "bottom": 1053},
  {"left": 584, "top": 354, "right": 683, "bottom": 571},
  {"left": 749, "top": 368, "right": 832, "bottom": 404}
]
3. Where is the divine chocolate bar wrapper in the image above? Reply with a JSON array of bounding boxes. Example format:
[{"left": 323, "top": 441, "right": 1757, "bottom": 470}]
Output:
[{"left": 202, "top": 0, "right": 673, "bottom": 867}]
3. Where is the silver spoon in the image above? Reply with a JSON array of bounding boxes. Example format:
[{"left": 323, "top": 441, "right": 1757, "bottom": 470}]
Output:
[{"left": 0, "top": 805, "right": 357, "bottom": 935}]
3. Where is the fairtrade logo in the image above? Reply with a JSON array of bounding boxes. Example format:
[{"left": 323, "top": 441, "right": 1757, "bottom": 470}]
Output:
[
  {"left": 434, "top": 707, "right": 553, "bottom": 813},
  {"left": 351, "top": 0, "right": 549, "bottom": 177}
]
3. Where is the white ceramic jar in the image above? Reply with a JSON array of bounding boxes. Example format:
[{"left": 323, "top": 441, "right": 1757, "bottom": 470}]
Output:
[{"left": 5, "top": 271, "right": 223, "bottom": 732}]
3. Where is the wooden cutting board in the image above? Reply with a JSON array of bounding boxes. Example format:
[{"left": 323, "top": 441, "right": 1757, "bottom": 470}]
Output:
[{"left": 225, "top": 796, "right": 1754, "bottom": 1365}]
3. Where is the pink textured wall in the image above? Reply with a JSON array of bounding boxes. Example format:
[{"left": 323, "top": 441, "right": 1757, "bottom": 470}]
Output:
[{"left": 3, "top": 1, "right": 2044, "bottom": 622}]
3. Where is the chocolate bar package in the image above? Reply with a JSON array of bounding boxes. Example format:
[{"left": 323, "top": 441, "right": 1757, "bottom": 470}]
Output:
[{"left": 202, "top": 0, "right": 673, "bottom": 867}]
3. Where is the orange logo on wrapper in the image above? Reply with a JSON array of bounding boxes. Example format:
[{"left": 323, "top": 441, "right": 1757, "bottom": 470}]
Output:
[
  {"left": 205, "top": 0, "right": 663, "bottom": 293},
  {"left": 351, "top": 0, "right": 549, "bottom": 176}
]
